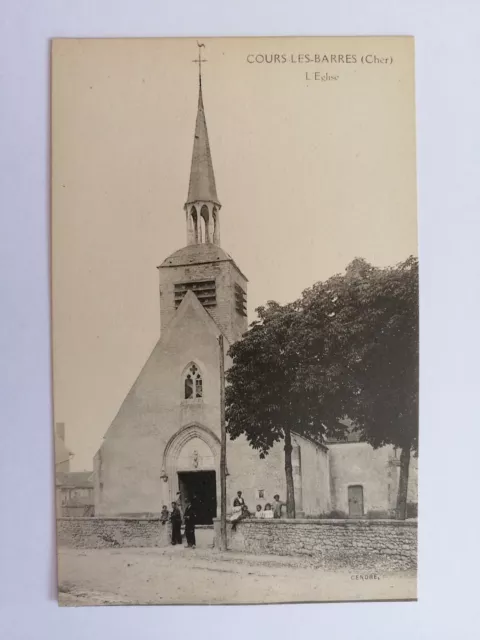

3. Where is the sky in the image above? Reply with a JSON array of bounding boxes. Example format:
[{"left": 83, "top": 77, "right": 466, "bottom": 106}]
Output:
[{"left": 51, "top": 37, "right": 417, "bottom": 470}]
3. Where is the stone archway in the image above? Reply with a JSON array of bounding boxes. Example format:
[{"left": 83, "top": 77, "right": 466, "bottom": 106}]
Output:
[{"left": 162, "top": 423, "right": 221, "bottom": 518}]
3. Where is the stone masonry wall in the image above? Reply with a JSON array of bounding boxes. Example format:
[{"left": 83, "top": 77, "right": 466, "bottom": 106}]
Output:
[
  {"left": 213, "top": 519, "right": 417, "bottom": 572},
  {"left": 57, "top": 517, "right": 171, "bottom": 549}
]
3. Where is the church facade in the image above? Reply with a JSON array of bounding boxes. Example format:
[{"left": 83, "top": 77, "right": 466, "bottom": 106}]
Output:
[{"left": 93, "top": 68, "right": 417, "bottom": 523}]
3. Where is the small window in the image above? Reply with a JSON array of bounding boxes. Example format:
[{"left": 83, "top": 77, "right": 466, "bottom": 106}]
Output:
[
  {"left": 184, "top": 364, "right": 203, "bottom": 400},
  {"left": 257, "top": 489, "right": 265, "bottom": 499}
]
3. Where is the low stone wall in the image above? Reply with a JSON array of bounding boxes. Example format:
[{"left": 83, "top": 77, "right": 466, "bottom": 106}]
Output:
[
  {"left": 213, "top": 518, "right": 417, "bottom": 571},
  {"left": 57, "top": 517, "right": 171, "bottom": 549}
]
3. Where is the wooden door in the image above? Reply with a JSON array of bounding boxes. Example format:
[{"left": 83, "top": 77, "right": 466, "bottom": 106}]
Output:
[{"left": 348, "top": 485, "right": 364, "bottom": 517}]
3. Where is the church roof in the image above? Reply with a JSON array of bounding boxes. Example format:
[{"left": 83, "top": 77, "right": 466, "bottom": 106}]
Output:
[
  {"left": 186, "top": 82, "right": 220, "bottom": 207},
  {"left": 325, "top": 431, "right": 362, "bottom": 444},
  {"left": 324, "top": 419, "right": 362, "bottom": 443},
  {"left": 159, "top": 244, "right": 248, "bottom": 281},
  {"left": 159, "top": 243, "right": 232, "bottom": 268}
]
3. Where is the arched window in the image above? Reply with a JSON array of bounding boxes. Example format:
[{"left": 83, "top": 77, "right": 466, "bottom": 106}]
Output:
[
  {"left": 200, "top": 204, "right": 210, "bottom": 243},
  {"left": 190, "top": 206, "right": 198, "bottom": 242},
  {"left": 184, "top": 363, "right": 203, "bottom": 400},
  {"left": 212, "top": 206, "right": 219, "bottom": 244},
  {"left": 199, "top": 214, "right": 206, "bottom": 244}
]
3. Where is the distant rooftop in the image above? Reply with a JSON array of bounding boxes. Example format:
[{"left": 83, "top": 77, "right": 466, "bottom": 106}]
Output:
[
  {"left": 56, "top": 471, "right": 93, "bottom": 488},
  {"left": 325, "top": 420, "right": 362, "bottom": 444}
]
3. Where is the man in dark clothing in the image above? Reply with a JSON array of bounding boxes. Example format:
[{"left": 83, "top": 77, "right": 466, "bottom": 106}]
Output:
[
  {"left": 183, "top": 500, "right": 196, "bottom": 548},
  {"left": 176, "top": 492, "right": 184, "bottom": 516},
  {"left": 170, "top": 501, "right": 182, "bottom": 545}
]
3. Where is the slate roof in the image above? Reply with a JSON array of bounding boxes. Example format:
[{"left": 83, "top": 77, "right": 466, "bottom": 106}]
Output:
[
  {"left": 159, "top": 243, "right": 232, "bottom": 267},
  {"left": 159, "top": 243, "right": 248, "bottom": 282},
  {"left": 186, "top": 82, "right": 220, "bottom": 206}
]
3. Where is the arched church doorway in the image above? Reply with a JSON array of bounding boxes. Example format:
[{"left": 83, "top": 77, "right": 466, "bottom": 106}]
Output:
[
  {"left": 162, "top": 423, "right": 221, "bottom": 524},
  {"left": 178, "top": 470, "right": 217, "bottom": 524}
]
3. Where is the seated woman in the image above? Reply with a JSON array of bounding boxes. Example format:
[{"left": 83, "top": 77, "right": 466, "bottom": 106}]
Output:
[
  {"left": 255, "top": 504, "right": 264, "bottom": 519},
  {"left": 263, "top": 503, "right": 274, "bottom": 519},
  {"left": 230, "top": 491, "right": 248, "bottom": 531}
]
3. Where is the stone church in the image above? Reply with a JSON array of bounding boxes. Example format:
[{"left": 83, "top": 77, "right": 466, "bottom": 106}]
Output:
[{"left": 93, "top": 66, "right": 417, "bottom": 524}]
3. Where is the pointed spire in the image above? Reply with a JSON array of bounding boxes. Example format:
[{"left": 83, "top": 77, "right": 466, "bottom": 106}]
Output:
[{"left": 186, "top": 49, "right": 220, "bottom": 207}]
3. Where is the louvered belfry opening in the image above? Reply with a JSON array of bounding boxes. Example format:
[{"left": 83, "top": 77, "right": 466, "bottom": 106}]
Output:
[
  {"left": 174, "top": 280, "right": 217, "bottom": 309},
  {"left": 235, "top": 283, "right": 247, "bottom": 317}
]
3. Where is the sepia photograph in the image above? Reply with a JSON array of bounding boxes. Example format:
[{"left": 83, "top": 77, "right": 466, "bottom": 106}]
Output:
[{"left": 51, "top": 36, "right": 418, "bottom": 606}]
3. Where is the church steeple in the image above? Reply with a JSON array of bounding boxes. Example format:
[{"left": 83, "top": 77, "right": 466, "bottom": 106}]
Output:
[
  {"left": 185, "top": 44, "right": 221, "bottom": 246},
  {"left": 159, "top": 45, "right": 248, "bottom": 342}
]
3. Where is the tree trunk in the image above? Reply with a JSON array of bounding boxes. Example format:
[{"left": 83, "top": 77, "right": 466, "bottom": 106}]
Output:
[
  {"left": 284, "top": 428, "right": 296, "bottom": 518},
  {"left": 396, "top": 446, "right": 411, "bottom": 520}
]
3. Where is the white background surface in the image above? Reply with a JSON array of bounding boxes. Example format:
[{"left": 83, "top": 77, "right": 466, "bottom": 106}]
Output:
[{"left": 1, "top": 1, "right": 479, "bottom": 638}]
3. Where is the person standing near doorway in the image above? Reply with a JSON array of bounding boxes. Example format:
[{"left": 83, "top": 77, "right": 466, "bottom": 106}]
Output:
[
  {"left": 176, "top": 491, "right": 184, "bottom": 516},
  {"left": 170, "top": 501, "right": 182, "bottom": 545},
  {"left": 184, "top": 499, "right": 196, "bottom": 549}
]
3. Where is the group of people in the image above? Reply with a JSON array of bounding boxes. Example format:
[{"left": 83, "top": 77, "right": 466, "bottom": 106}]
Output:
[
  {"left": 160, "top": 490, "right": 287, "bottom": 543},
  {"left": 160, "top": 493, "right": 196, "bottom": 548},
  {"left": 230, "top": 491, "right": 286, "bottom": 529},
  {"left": 254, "top": 503, "right": 274, "bottom": 519}
]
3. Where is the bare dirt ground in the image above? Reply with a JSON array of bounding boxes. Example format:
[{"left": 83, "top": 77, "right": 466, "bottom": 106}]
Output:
[{"left": 58, "top": 531, "right": 416, "bottom": 606}]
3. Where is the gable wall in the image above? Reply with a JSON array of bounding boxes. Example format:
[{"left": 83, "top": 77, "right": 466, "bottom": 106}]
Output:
[{"left": 95, "top": 295, "right": 224, "bottom": 516}]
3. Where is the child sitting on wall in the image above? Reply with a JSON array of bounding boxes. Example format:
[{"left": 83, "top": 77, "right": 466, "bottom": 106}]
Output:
[
  {"left": 160, "top": 505, "right": 169, "bottom": 525},
  {"left": 263, "top": 504, "right": 274, "bottom": 519}
]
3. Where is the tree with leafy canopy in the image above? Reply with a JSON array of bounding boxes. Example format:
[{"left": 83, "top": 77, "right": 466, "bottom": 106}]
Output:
[
  {"left": 226, "top": 256, "right": 418, "bottom": 520},
  {"left": 225, "top": 301, "right": 348, "bottom": 519},
  {"left": 297, "top": 256, "right": 419, "bottom": 520}
]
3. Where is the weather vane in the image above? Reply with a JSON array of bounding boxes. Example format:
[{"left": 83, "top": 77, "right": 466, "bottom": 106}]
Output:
[{"left": 193, "top": 42, "right": 207, "bottom": 85}]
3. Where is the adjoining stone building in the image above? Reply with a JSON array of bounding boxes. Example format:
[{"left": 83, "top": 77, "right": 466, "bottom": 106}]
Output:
[
  {"left": 55, "top": 423, "right": 95, "bottom": 517},
  {"left": 93, "top": 65, "right": 417, "bottom": 523},
  {"left": 56, "top": 471, "right": 95, "bottom": 517}
]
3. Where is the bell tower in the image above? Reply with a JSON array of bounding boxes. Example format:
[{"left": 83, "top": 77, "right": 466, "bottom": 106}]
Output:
[{"left": 158, "top": 45, "right": 248, "bottom": 345}]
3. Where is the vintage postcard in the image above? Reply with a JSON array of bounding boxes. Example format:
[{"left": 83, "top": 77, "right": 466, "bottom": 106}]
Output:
[{"left": 52, "top": 36, "right": 418, "bottom": 606}]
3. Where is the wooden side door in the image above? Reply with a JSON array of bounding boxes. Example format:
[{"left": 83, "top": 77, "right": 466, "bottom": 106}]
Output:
[{"left": 348, "top": 485, "right": 364, "bottom": 517}]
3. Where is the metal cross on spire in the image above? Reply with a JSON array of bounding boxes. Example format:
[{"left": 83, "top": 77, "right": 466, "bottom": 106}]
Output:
[{"left": 193, "top": 42, "right": 207, "bottom": 87}]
